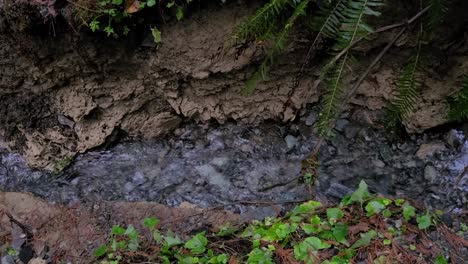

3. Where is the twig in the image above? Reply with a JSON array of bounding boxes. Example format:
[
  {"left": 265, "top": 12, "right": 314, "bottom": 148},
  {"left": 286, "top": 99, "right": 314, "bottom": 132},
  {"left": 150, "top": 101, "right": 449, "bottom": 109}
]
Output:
[{"left": 159, "top": 199, "right": 308, "bottom": 226}]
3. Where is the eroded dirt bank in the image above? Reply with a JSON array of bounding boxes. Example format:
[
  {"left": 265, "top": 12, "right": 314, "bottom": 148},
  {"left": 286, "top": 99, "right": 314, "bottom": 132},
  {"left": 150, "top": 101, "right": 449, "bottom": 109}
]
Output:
[{"left": 1, "top": 0, "right": 468, "bottom": 171}]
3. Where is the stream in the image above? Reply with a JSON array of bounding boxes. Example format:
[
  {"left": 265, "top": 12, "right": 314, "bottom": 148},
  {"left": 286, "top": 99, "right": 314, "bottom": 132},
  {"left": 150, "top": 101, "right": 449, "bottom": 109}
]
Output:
[{"left": 1, "top": 113, "right": 467, "bottom": 218}]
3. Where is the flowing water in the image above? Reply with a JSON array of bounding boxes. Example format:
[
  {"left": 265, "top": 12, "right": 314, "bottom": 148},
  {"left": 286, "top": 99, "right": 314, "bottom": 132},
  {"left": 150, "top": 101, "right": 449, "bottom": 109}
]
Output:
[{"left": 1, "top": 116, "right": 467, "bottom": 217}]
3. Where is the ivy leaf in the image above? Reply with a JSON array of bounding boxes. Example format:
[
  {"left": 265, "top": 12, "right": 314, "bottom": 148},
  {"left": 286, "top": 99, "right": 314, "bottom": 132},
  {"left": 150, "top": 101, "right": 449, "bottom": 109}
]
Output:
[
  {"left": 166, "top": 1, "right": 175, "bottom": 8},
  {"left": 291, "top": 201, "right": 321, "bottom": 215},
  {"left": 351, "top": 230, "right": 376, "bottom": 249},
  {"left": 332, "top": 222, "right": 348, "bottom": 245},
  {"left": 111, "top": 225, "right": 125, "bottom": 235},
  {"left": 294, "top": 237, "right": 330, "bottom": 261},
  {"left": 402, "top": 202, "right": 416, "bottom": 221},
  {"left": 434, "top": 255, "right": 448, "bottom": 264},
  {"left": 347, "top": 180, "right": 370, "bottom": 205},
  {"left": 365, "top": 200, "right": 386, "bottom": 216},
  {"left": 93, "top": 245, "right": 107, "bottom": 257},
  {"left": 147, "top": 0, "right": 157, "bottom": 7},
  {"left": 151, "top": 27, "right": 162, "bottom": 43},
  {"left": 185, "top": 232, "right": 208, "bottom": 254},
  {"left": 326, "top": 208, "right": 344, "bottom": 223},
  {"left": 176, "top": 7, "right": 184, "bottom": 21},
  {"left": 247, "top": 248, "right": 273, "bottom": 264},
  {"left": 164, "top": 235, "right": 182, "bottom": 247},
  {"left": 143, "top": 217, "right": 159, "bottom": 229},
  {"left": 416, "top": 213, "right": 431, "bottom": 229}
]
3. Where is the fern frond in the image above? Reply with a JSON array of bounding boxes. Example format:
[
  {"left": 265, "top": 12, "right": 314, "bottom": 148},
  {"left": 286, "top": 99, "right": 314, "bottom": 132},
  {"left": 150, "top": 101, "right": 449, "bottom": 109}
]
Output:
[
  {"left": 386, "top": 41, "right": 423, "bottom": 125},
  {"left": 425, "top": 0, "right": 448, "bottom": 31},
  {"left": 316, "top": 0, "right": 383, "bottom": 137},
  {"left": 244, "top": 0, "right": 312, "bottom": 94},
  {"left": 316, "top": 56, "right": 347, "bottom": 137},
  {"left": 312, "top": 0, "right": 348, "bottom": 40},
  {"left": 448, "top": 77, "right": 468, "bottom": 122},
  {"left": 232, "top": 0, "right": 290, "bottom": 43},
  {"left": 332, "top": 0, "right": 384, "bottom": 51}
]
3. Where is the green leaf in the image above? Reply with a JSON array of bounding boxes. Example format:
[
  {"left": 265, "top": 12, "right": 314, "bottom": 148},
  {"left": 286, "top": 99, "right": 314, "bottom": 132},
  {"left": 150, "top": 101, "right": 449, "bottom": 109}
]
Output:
[
  {"left": 93, "top": 245, "right": 107, "bottom": 257},
  {"left": 332, "top": 222, "right": 348, "bottom": 245},
  {"left": 402, "top": 202, "right": 416, "bottom": 221},
  {"left": 434, "top": 255, "right": 448, "bottom": 264},
  {"left": 394, "top": 199, "right": 405, "bottom": 206},
  {"left": 326, "top": 208, "right": 344, "bottom": 223},
  {"left": 111, "top": 225, "right": 125, "bottom": 235},
  {"left": 104, "top": 26, "right": 115, "bottom": 36},
  {"left": 294, "top": 237, "right": 330, "bottom": 262},
  {"left": 185, "top": 232, "right": 208, "bottom": 254},
  {"left": 347, "top": 180, "right": 370, "bottom": 205},
  {"left": 383, "top": 239, "right": 391, "bottom": 245},
  {"left": 382, "top": 209, "right": 392, "bottom": 218},
  {"left": 147, "top": 0, "right": 157, "bottom": 7},
  {"left": 416, "top": 213, "right": 431, "bottom": 229},
  {"left": 176, "top": 7, "right": 184, "bottom": 21},
  {"left": 89, "top": 20, "right": 100, "bottom": 32},
  {"left": 151, "top": 27, "right": 162, "bottom": 43},
  {"left": 247, "top": 248, "right": 273, "bottom": 264},
  {"left": 291, "top": 201, "right": 321, "bottom": 215},
  {"left": 112, "top": 0, "right": 123, "bottom": 4},
  {"left": 125, "top": 225, "right": 138, "bottom": 239},
  {"left": 143, "top": 217, "right": 159, "bottom": 229},
  {"left": 208, "top": 254, "right": 229, "bottom": 264},
  {"left": 365, "top": 200, "right": 386, "bottom": 216},
  {"left": 216, "top": 225, "right": 239, "bottom": 237},
  {"left": 166, "top": 1, "right": 175, "bottom": 8},
  {"left": 164, "top": 235, "right": 183, "bottom": 247},
  {"left": 351, "top": 230, "right": 376, "bottom": 249}
]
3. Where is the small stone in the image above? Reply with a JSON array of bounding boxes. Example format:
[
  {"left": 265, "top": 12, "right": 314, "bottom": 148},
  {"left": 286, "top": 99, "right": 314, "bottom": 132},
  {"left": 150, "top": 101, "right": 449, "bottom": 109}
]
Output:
[
  {"left": 124, "top": 182, "right": 135, "bottom": 192},
  {"left": 344, "top": 126, "right": 360, "bottom": 139},
  {"left": 305, "top": 112, "right": 317, "bottom": 126},
  {"left": 285, "top": 135, "right": 298, "bottom": 149},
  {"left": 132, "top": 172, "right": 146, "bottom": 185},
  {"left": 325, "top": 183, "right": 353, "bottom": 198},
  {"left": 415, "top": 142, "right": 447, "bottom": 159},
  {"left": 211, "top": 157, "right": 229, "bottom": 167},
  {"left": 1, "top": 256, "right": 15, "bottom": 264},
  {"left": 28, "top": 258, "right": 46, "bottom": 264},
  {"left": 404, "top": 160, "right": 417, "bottom": 168},
  {"left": 424, "top": 165, "right": 437, "bottom": 182},
  {"left": 372, "top": 159, "right": 386, "bottom": 168},
  {"left": 446, "top": 129, "right": 464, "bottom": 150},
  {"left": 334, "top": 119, "right": 349, "bottom": 132}
]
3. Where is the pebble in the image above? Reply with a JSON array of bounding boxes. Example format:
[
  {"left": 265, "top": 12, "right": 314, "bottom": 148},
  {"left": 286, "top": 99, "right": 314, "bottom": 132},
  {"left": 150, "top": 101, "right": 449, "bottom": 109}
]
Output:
[
  {"left": 305, "top": 112, "right": 317, "bottom": 126},
  {"left": 424, "top": 165, "right": 437, "bottom": 182},
  {"left": 372, "top": 159, "right": 386, "bottom": 168},
  {"left": 285, "top": 135, "right": 298, "bottom": 149}
]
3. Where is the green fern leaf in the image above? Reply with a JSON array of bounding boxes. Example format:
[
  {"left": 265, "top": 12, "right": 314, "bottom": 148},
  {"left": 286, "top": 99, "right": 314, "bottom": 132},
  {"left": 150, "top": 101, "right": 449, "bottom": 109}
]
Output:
[
  {"left": 425, "top": 0, "right": 448, "bottom": 31},
  {"left": 232, "top": 0, "right": 290, "bottom": 43},
  {"left": 386, "top": 42, "right": 423, "bottom": 126},
  {"left": 317, "top": 56, "right": 348, "bottom": 137},
  {"left": 316, "top": 0, "right": 383, "bottom": 137},
  {"left": 448, "top": 77, "right": 468, "bottom": 122},
  {"left": 244, "top": 0, "right": 313, "bottom": 95}
]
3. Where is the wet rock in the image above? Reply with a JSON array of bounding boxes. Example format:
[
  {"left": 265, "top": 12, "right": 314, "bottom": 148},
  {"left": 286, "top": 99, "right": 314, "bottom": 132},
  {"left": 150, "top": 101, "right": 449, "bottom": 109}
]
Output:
[
  {"left": 1, "top": 256, "right": 14, "bottom": 264},
  {"left": 415, "top": 142, "right": 447, "bottom": 159},
  {"left": 325, "top": 183, "right": 353, "bottom": 199},
  {"left": 372, "top": 159, "right": 386, "bottom": 168},
  {"left": 285, "top": 135, "right": 298, "bottom": 150},
  {"left": 446, "top": 129, "right": 464, "bottom": 150},
  {"left": 28, "top": 259, "right": 46, "bottom": 264},
  {"left": 424, "top": 165, "right": 437, "bottom": 182},
  {"left": 305, "top": 112, "right": 317, "bottom": 126},
  {"left": 335, "top": 119, "right": 350, "bottom": 132}
]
